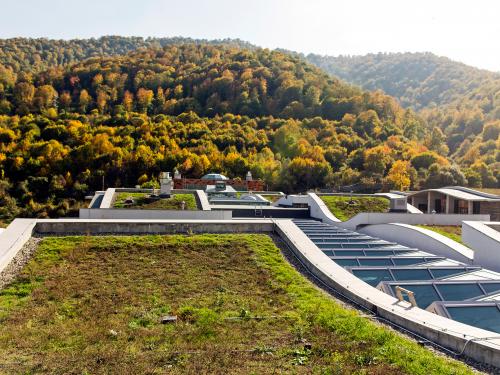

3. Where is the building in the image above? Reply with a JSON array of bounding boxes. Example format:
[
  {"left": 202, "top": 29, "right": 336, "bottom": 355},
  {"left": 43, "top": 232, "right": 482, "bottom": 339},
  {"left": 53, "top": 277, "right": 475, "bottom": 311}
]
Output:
[
  {"left": 406, "top": 186, "right": 500, "bottom": 220},
  {"left": 173, "top": 171, "right": 265, "bottom": 191},
  {"left": 205, "top": 181, "right": 237, "bottom": 198}
]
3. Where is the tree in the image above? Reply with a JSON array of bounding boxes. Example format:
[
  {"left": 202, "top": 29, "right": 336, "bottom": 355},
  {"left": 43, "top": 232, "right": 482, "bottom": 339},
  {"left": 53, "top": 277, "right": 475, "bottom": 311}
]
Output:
[
  {"left": 136, "top": 88, "right": 154, "bottom": 113},
  {"left": 123, "top": 90, "right": 134, "bottom": 112},
  {"left": 96, "top": 90, "right": 109, "bottom": 113},
  {"left": 280, "top": 157, "right": 332, "bottom": 193},
  {"left": 363, "top": 146, "right": 391, "bottom": 176},
  {"left": 422, "top": 163, "right": 467, "bottom": 188},
  {"left": 386, "top": 160, "right": 411, "bottom": 190},
  {"left": 426, "top": 127, "right": 449, "bottom": 156},
  {"left": 59, "top": 91, "right": 72, "bottom": 111},
  {"left": 13, "top": 82, "right": 35, "bottom": 114},
  {"left": 33, "top": 85, "right": 58, "bottom": 112},
  {"left": 79, "top": 89, "right": 92, "bottom": 113}
]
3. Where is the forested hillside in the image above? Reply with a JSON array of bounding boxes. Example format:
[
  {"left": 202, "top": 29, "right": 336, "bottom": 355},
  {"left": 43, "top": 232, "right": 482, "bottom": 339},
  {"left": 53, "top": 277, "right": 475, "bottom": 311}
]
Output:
[
  {"left": 0, "top": 36, "right": 254, "bottom": 74},
  {"left": 307, "top": 52, "right": 500, "bottom": 184},
  {"left": 0, "top": 40, "right": 497, "bottom": 222}
]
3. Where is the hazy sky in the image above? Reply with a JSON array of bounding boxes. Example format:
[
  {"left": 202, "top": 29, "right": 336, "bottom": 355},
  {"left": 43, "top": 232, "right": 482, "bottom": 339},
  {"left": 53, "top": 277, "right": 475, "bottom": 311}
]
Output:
[{"left": 2, "top": 0, "right": 499, "bottom": 72}]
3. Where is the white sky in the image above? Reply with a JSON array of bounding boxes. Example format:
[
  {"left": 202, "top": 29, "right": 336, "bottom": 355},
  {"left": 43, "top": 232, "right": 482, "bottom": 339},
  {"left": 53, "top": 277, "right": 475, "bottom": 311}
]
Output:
[{"left": 2, "top": 0, "right": 499, "bottom": 72}]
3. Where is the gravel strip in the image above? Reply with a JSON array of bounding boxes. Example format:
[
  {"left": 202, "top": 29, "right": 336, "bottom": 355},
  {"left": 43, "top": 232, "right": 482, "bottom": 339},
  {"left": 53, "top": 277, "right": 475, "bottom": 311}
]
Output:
[{"left": 0, "top": 237, "right": 42, "bottom": 290}]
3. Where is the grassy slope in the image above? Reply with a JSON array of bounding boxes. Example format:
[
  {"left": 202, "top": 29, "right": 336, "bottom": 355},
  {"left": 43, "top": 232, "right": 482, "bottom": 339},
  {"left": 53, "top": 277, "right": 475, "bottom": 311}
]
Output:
[
  {"left": 417, "top": 225, "right": 463, "bottom": 245},
  {"left": 113, "top": 192, "right": 198, "bottom": 210},
  {"left": 320, "top": 196, "right": 389, "bottom": 221},
  {"left": 0, "top": 235, "right": 472, "bottom": 374}
]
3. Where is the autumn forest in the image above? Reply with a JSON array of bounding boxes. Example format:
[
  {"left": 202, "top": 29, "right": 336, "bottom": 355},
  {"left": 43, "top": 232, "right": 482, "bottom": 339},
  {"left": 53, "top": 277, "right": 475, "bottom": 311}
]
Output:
[{"left": 0, "top": 37, "right": 498, "bottom": 221}]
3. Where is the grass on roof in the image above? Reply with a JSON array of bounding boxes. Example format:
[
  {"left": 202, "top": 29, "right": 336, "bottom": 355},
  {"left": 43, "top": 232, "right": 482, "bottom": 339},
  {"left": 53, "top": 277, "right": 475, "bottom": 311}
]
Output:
[
  {"left": 113, "top": 192, "right": 198, "bottom": 210},
  {"left": 320, "top": 195, "right": 389, "bottom": 221},
  {"left": 417, "top": 225, "right": 463, "bottom": 245},
  {"left": 473, "top": 188, "right": 500, "bottom": 196},
  {"left": 0, "top": 234, "right": 472, "bottom": 374}
]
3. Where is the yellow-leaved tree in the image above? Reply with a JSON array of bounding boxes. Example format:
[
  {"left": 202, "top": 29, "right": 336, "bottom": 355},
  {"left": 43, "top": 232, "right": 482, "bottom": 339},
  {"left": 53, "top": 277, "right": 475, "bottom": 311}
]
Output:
[{"left": 386, "top": 160, "right": 411, "bottom": 191}]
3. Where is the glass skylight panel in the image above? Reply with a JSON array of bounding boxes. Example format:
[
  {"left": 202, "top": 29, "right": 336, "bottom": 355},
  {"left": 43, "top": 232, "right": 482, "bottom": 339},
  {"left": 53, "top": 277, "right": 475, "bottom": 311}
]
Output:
[
  {"left": 430, "top": 268, "right": 470, "bottom": 279},
  {"left": 358, "top": 258, "right": 393, "bottom": 266},
  {"left": 392, "top": 269, "right": 432, "bottom": 281},
  {"left": 447, "top": 306, "right": 500, "bottom": 334},
  {"left": 351, "top": 269, "right": 393, "bottom": 286},
  {"left": 390, "top": 284, "right": 441, "bottom": 308},
  {"left": 329, "top": 250, "right": 365, "bottom": 256},
  {"left": 436, "top": 283, "right": 484, "bottom": 301},
  {"left": 369, "top": 250, "right": 401, "bottom": 256},
  {"left": 392, "top": 257, "right": 428, "bottom": 266},
  {"left": 334, "top": 259, "right": 359, "bottom": 267},
  {"left": 480, "top": 283, "right": 500, "bottom": 294}
]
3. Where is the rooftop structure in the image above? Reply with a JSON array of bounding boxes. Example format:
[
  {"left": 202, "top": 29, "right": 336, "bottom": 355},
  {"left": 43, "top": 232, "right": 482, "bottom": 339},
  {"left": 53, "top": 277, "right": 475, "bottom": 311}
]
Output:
[
  {"left": 205, "top": 181, "right": 237, "bottom": 197},
  {"left": 201, "top": 173, "right": 229, "bottom": 181},
  {"left": 406, "top": 186, "right": 500, "bottom": 220}
]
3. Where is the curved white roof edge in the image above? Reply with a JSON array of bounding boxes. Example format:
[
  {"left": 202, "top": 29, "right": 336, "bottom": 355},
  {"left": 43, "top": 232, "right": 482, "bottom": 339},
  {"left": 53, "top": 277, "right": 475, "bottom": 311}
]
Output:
[
  {"left": 389, "top": 223, "right": 474, "bottom": 260},
  {"left": 407, "top": 187, "right": 500, "bottom": 201},
  {"left": 464, "top": 221, "right": 500, "bottom": 243},
  {"left": 275, "top": 219, "right": 500, "bottom": 367}
]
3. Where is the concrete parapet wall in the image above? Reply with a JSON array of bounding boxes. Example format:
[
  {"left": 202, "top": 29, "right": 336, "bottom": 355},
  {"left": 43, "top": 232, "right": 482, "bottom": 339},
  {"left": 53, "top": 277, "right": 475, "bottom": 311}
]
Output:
[
  {"left": 463, "top": 221, "right": 500, "bottom": 272},
  {"left": 79, "top": 209, "right": 229, "bottom": 220},
  {"left": 35, "top": 219, "right": 273, "bottom": 235},
  {"left": 360, "top": 223, "right": 474, "bottom": 264},
  {"left": 274, "top": 219, "right": 500, "bottom": 367}
]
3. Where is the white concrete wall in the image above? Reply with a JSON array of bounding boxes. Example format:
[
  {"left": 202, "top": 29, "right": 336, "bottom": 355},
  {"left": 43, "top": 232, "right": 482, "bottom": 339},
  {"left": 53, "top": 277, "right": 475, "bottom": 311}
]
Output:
[
  {"left": 360, "top": 223, "right": 474, "bottom": 264},
  {"left": 99, "top": 188, "right": 116, "bottom": 208},
  {"left": 463, "top": 221, "right": 500, "bottom": 272},
  {"left": 195, "top": 190, "right": 211, "bottom": 210},
  {"left": 79, "top": 208, "right": 230, "bottom": 220},
  {"left": 307, "top": 193, "right": 341, "bottom": 223},
  {"left": 0, "top": 219, "right": 37, "bottom": 273},
  {"left": 274, "top": 219, "right": 500, "bottom": 366},
  {"left": 338, "top": 212, "right": 490, "bottom": 230}
]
